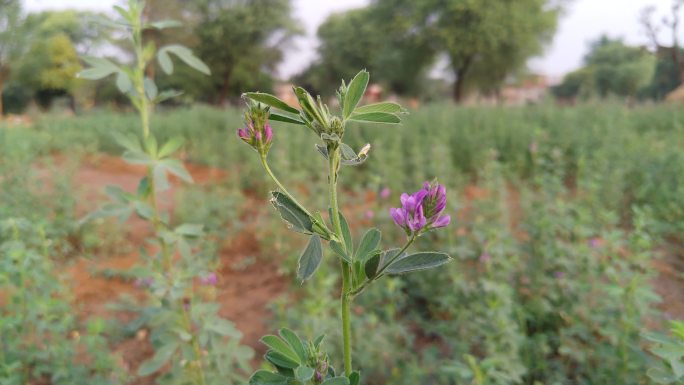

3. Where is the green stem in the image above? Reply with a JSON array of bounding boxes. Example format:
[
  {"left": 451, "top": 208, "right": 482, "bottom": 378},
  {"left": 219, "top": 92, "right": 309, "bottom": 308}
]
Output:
[
  {"left": 349, "top": 235, "right": 415, "bottom": 297},
  {"left": 373, "top": 235, "right": 416, "bottom": 278},
  {"left": 327, "top": 147, "right": 353, "bottom": 376},
  {"left": 259, "top": 153, "right": 313, "bottom": 217},
  {"left": 131, "top": 18, "right": 206, "bottom": 384},
  {"left": 181, "top": 302, "right": 208, "bottom": 385}
]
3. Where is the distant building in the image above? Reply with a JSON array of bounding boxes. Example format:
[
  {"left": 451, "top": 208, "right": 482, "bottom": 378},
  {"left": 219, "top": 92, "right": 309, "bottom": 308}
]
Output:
[{"left": 467, "top": 74, "right": 552, "bottom": 106}]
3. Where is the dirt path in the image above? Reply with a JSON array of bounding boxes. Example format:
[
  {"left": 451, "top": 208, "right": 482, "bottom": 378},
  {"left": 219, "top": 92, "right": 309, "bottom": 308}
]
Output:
[
  {"left": 58, "top": 154, "right": 287, "bottom": 377},
  {"left": 652, "top": 243, "right": 684, "bottom": 322}
]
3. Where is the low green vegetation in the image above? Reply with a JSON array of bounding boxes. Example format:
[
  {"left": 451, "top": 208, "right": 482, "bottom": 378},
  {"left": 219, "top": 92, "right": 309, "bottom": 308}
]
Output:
[{"left": 1, "top": 101, "right": 683, "bottom": 384}]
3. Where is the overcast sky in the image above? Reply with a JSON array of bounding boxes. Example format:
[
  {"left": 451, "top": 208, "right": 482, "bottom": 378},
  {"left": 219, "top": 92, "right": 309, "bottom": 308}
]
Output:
[{"left": 24, "top": 0, "right": 678, "bottom": 80}]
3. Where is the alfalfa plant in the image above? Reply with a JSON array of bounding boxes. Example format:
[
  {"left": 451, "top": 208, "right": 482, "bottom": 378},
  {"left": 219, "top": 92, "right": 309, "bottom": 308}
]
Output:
[
  {"left": 240, "top": 70, "right": 453, "bottom": 385},
  {"left": 78, "top": 1, "right": 252, "bottom": 384}
]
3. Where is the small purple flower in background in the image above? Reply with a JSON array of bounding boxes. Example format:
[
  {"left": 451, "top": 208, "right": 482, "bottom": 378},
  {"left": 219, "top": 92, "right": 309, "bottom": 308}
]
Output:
[
  {"left": 588, "top": 237, "right": 601, "bottom": 249},
  {"left": 479, "top": 252, "right": 491, "bottom": 263},
  {"left": 554, "top": 271, "right": 565, "bottom": 280},
  {"left": 199, "top": 272, "right": 218, "bottom": 286},
  {"left": 529, "top": 141, "right": 538, "bottom": 154},
  {"left": 134, "top": 277, "right": 154, "bottom": 288},
  {"left": 390, "top": 181, "right": 450, "bottom": 235},
  {"left": 365, "top": 210, "right": 375, "bottom": 219},
  {"left": 380, "top": 187, "right": 391, "bottom": 200}
]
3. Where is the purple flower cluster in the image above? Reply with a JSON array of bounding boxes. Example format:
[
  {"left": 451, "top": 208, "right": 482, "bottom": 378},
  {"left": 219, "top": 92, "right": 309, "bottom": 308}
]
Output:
[
  {"left": 238, "top": 122, "right": 273, "bottom": 150},
  {"left": 390, "top": 181, "right": 450, "bottom": 235},
  {"left": 199, "top": 272, "right": 218, "bottom": 286}
]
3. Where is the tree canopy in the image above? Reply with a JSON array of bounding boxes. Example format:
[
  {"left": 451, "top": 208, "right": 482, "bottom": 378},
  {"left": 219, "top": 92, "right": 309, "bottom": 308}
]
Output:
[{"left": 553, "top": 36, "right": 656, "bottom": 101}]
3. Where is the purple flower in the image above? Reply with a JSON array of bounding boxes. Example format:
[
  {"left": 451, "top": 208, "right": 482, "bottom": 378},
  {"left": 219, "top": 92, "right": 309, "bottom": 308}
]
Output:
[
  {"left": 365, "top": 210, "right": 375, "bottom": 219},
  {"left": 479, "top": 252, "right": 491, "bottom": 263},
  {"left": 390, "top": 181, "right": 450, "bottom": 235},
  {"left": 380, "top": 187, "right": 391, "bottom": 200},
  {"left": 588, "top": 237, "right": 601, "bottom": 249},
  {"left": 237, "top": 122, "right": 273, "bottom": 148},
  {"left": 199, "top": 272, "right": 218, "bottom": 286},
  {"left": 554, "top": 271, "right": 565, "bottom": 279},
  {"left": 134, "top": 277, "right": 154, "bottom": 288}
]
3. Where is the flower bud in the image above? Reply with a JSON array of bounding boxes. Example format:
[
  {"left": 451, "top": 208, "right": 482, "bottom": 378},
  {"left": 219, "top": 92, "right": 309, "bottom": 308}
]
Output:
[
  {"left": 237, "top": 100, "right": 273, "bottom": 155},
  {"left": 390, "top": 180, "right": 450, "bottom": 235}
]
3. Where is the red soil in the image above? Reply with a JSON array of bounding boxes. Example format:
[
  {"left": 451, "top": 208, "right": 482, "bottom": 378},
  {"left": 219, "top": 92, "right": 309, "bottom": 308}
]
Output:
[{"left": 56, "top": 154, "right": 286, "bottom": 381}]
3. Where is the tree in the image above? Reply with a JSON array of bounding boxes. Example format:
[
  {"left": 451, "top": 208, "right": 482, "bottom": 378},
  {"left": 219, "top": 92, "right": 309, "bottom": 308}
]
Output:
[
  {"left": 551, "top": 67, "right": 594, "bottom": 100},
  {"left": 641, "top": 1, "right": 684, "bottom": 82},
  {"left": 22, "top": 10, "right": 111, "bottom": 55},
  {"left": 299, "top": 2, "right": 434, "bottom": 97},
  {"left": 0, "top": 0, "right": 26, "bottom": 116},
  {"left": 420, "top": 0, "right": 561, "bottom": 102},
  {"left": 192, "top": 0, "right": 300, "bottom": 104},
  {"left": 584, "top": 37, "right": 655, "bottom": 99},
  {"left": 553, "top": 37, "right": 656, "bottom": 102},
  {"left": 14, "top": 33, "right": 82, "bottom": 110}
]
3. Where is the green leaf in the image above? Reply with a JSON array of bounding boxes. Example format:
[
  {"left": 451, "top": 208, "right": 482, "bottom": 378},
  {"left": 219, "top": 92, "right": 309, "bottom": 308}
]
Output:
[
  {"left": 137, "top": 342, "right": 177, "bottom": 376},
  {"left": 144, "top": 77, "right": 158, "bottom": 101},
  {"left": 244, "top": 92, "right": 300, "bottom": 115},
  {"left": 158, "top": 137, "right": 184, "bottom": 158},
  {"left": 78, "top": 56, "right": 119, "bottom": 80},
  {"left": 144, "top": 134, "right": 158, "bottom": 156},
  {"left": 160, "top": 159, "right": 193, "bottom": 183},
  {"left": 134, "top": 201, "right": 154, "bottom": 220},
  {"left": 293, "top": 87, "right": 325, "bottom": 125},
  {"left": 348, "top": 112, "right": 401, "bottom": 124},
  {"left": 147, "top": 19, "right": 182, "bottom": 30},
  {"left": 353, "top": 102, "right": 405, "bottom": 115},
  {"left": 160, "top": 45, "right": 211, "bottom": 75},
  {"left": 157, "top": 50, "right": 173, "bottom": 74},
  {"left": 295, "top": 366, "right": 315, "bottom": 382},
  {"left": 340, "top": 143, "right": 357, "bottom": 160},
  {"left": 311, "top": 211, "right": 334, "bottom": 241},
  {"left": 348, "top": 371, "right": 360, "bottom": 385},
  {"left": 249, "top": 370, "right": 289, "bottom": 385},
  {"left": 112, "top": 132, "right": 141, "bottom": 153},
  {"left": 271, "top": 191, "right": 313, "bottom": 234},
  {"left": 343, "top": 70, "right": 369, "bottom": 118},
  {"left": 112, "top": 5, "right": 131, "bottom": 23},
  {"left": 279, "top": 328, "right": 307, "bottom": 363},
  {"left": 339, "top": 211, "right": 353, "bottom": 254},
  {"left": 269, "top": 110, "right": 306, "bottom": 125},
  {"left": 646, "top": 367, "right": 679, "bottom": 384},
  {"left": 261, "top": 335, "right": 302, "bottom": 365},
  {"left": 265, "top": 351, "right": 299, "bottom": 369},
  {"left": 385, "top": 252, "right": 452, "bottom": 275},
  {"left": 156, "top": 90, "right": 183, "bottom": 103},
  {"left": 116, "top": 71, "right": 132, "bottom": 93},
  {"left": 153, "top": 163, "right": 170, "bottom": 192},
  {"left": 206, "top": 318, "right": 239, "bottom": 337},
  {"left": 313, "top": 334, "right": 325, "bottom": 348},
  {"left": 175, "top": 223, "right": 204, "bottom": 237},
  {"left": 123, "top": 150, "right": 153, "bottom": 165},
  {"left": 298, "top": 235, "right": 323, "bottom": 283},
  {"left": 330, "top": 240, "right": 351, "bottom": 263},
  {"left": 322, "top": 377, "right": 350, "bottom": 385},
  {"left": 356, "top": 228, "right": 381, "bottom": 261},
  {"left": 316, "top": 145, "right": 329, "bottom": 160},
  {"left": 364, "top": 251, "right": 382, "bottom": 279}
]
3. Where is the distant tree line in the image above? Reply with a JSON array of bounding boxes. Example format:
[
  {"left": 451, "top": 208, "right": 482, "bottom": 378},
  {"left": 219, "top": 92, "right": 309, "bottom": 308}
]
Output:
[
  {"left": 553, "top": 1, "right": 684, "bottom": 103},
  {"left": 9, "top": 0, "right": 643, "bottom": 113}
]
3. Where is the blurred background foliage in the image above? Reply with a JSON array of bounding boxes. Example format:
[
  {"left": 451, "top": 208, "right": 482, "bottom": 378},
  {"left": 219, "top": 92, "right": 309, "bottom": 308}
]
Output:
[{"left": 3, "top": 0, "right": 684, "bottom": 116}]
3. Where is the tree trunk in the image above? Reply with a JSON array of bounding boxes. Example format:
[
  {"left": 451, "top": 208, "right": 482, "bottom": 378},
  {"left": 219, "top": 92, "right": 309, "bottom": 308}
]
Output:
[
  {"left": 0, "top": 75, "right": 5, "bottom": 118},
  {"left": 452, "top": 56, "right": 473, "bottom": 104},
  {"left": 217, "top": 71, "right": 231, "bottom": 106}
]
